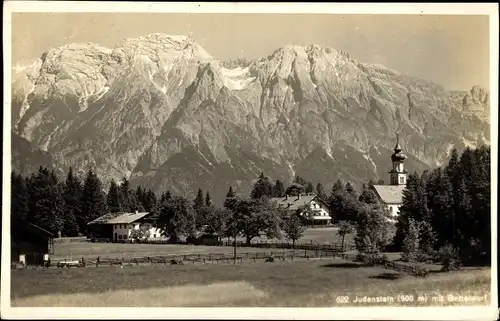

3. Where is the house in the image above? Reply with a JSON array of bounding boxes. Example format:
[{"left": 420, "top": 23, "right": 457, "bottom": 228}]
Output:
[
  {"left": 87, "top": 211, "right": 163, "bottom": 242},
  {"left": 371, "top": 134, "right": 408, "bottom": 222},
  {"left": 11, "top": 217, "right": 54, "bottom": 266},
  {"left": 270, "top": 193, "right": 332, "bottom": 225}
]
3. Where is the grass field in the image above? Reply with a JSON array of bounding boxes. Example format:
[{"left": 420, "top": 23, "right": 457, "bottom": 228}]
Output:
[
  {"left": 52, "top": 227, "right": 354, "bottom": 260},
  {"left": 11, "top": 259, "right": 491, "bottom": 307}
]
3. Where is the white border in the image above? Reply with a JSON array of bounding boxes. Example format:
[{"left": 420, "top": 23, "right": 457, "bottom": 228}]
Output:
[{"left": 2, "top": 2, "right": 499, "bottom": 320}]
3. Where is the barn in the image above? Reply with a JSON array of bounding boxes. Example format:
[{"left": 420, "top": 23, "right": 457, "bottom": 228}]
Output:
[{"left": 11, "top": 217, "right": 54, "bottom": 266}]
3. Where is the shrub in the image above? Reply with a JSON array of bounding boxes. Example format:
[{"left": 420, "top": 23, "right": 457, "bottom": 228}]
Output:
[
  {"left": 414, "top": 250, "right": 435, "bottom": 263},
  {"left": 439, "top": 244, "right": 461, "bottom": 271},
  {"left": 170, "top": 259, "right": 184, "bottom": 265},
  {"left": 265, "top": 256, "right": 275, "bottom": 263}
]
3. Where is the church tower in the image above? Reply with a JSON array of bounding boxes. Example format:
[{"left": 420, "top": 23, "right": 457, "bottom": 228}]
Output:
[{"left": 389, "top": 134, "right": 408, "bottom": 185}]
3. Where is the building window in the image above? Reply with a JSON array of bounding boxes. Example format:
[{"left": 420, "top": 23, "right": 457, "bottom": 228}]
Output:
[{"left": 399, "top": 177, "right": 405, "bottom": 184}]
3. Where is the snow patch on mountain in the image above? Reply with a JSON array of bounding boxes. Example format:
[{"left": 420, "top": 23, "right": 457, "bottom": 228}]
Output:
[
  {"left": 363, "top": 153, "right": 378, "bottom": 173},
  {"left": 220, "top": 67, "right": 256, "bottom": 90}
]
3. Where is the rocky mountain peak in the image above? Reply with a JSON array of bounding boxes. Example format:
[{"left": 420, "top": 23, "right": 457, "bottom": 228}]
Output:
[{"left": 11, "top": 34, "right": 490, "bottom": 203}]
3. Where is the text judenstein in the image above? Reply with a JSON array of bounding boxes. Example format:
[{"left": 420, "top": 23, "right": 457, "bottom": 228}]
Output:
[{"left": 352, "top": 296, "right": 395, "bottom": 304}]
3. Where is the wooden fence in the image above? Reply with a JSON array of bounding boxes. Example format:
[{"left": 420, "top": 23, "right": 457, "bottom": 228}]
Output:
[
  {"left": 47, "top": 248, "right": 342, "bottom": 268},
  {"left": 53, "top": 237, "right": 90, "bottom": 244},
  {"left": 21, "top": 247, "right": 429, "bottom": 277},
  {"left": 103, "top": 238, "right": 357, "bottom": 253}
]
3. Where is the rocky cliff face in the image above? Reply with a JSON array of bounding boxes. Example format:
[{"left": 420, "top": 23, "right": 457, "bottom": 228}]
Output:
[{"left": 11, "top": 34, "right": 490, "bottom": 202}]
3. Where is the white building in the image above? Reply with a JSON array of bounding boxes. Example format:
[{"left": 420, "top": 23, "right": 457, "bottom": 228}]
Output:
[
  {"left": 88, "top": 211, "right": 163, "bottom": 242},
  {"left": 271, "top": 194, "right": 332, "bottom": 225},
  {"left": 371, "top": 134, "right": 408, "bottom": 222}
]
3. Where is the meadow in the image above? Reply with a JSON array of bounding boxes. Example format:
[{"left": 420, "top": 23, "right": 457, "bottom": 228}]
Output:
[
  {"left": 52, "top": 227, "right": 353, "bottom": 260},
  {"left": 11, "top": 259, "right": 491, "bottom": 307}
]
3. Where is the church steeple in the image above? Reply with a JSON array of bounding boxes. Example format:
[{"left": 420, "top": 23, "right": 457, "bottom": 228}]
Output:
[{"left": 389, "top": 133, "right": 407, "bottom": 185}]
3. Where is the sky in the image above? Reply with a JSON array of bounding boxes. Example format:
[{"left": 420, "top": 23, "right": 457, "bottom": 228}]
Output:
[{"left": 11, "top": 13, "right": 490, "bottom": 91}]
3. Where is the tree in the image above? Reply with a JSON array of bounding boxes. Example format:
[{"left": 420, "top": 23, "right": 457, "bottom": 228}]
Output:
[
  {"left": 152, "top": 196, "right": 196, "bottom": 243},
  {"left": 273, "top": 180, "right": 285, "bottom": 197},
  {"left": 293, "top": 175, "right": 308, "bottom": 187},
  {"left": 281, "top": 212, "right": 306, "bottom": 247},
  {"left": 358, "top": 184, "right": 378, "bottom": 205},
  {"left": 345, "top": 182, "right": 357, "bottom": 197},
  {"left": 315, "top": 183, "right": 327, "bottom": 200},
  {"left": 394, "top": 172, "right": 420, "bottom": 250},
  {"left": 106, "top": 179, "right": 122, "bottom": 213},
  {"left": 204, "top": 206, "right": 232, "bottom": 242},
  {"left": 81, "top": 168, "right": 107, "bottom": 235},
  {"left": 285, "top": 183, "right": 305, "bottom": 196},
  {"left": 337, "top": 221, "right": 355, "bottom": 252},
  {"left": 401, "top": 218, "right": 420, "bottom": 262},
  {"left": 26, "top": 167, "right": 65, "bottom": 235},
  {"left": 11, "top": 172, "right": 29, "bottom": 221},
  {"left": 227, "top": 196, "right": 282, "bottom": 245},
  {"left": 193, "top": 188, "right": 205, "bottom": 229},
  {"left": 193, "top": 188, "right": 205, "bottom": 210},
  {"left": 250, "top": 172, "right": 273, "bottom": 199},
  {"left": 330, "top": 179, "right": 345, "bottom": 196},
  {"left": 136, "top": 186, "right": 156, "bottom": 212},
  {"left": 205, "top": 191, "right": 212, "bottom": 206},
  {"left": 305, "top": 182, "right": 314, "bottom": 194},
  {"left": 62, "top": 167, "right": 82, "bottom": 236},
  {"left": 160, "top": 191, "right": 172, "bottom": 203},
  {"left": 143, "top": 189, "right": 158, "bottom": 212},
  {"left": 355, "top": 204, "right": 396, "bottom": 257},
  {"left": 130, "top": 224, "right": 151, "bottom": 241},
  {"left": 119, "top": 178, "right": 142, "bottom": 212},
  {"left": 224, "top": 186, "right": 237, "bottom": 210}
]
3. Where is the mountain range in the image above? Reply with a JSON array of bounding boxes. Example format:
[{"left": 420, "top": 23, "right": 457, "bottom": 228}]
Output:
[{"left": 10, "top": 33, "right": 490, "bottom": 202}]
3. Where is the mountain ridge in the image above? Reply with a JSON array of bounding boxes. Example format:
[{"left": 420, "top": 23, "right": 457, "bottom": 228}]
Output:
[{"left": 10, "top": 33, "right": 490, "bottom": 202}]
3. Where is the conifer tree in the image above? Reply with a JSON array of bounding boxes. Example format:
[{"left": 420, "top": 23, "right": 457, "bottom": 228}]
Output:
[
  {"left": 358, "top": 184, "right": 378, "bottom": 205},
  {"left": 11, "top": 172, "right": 29, "bottom": 221},
  {"left": 401, "top": 218, "right": 420, "bottom": 262},
  {"left": 305, "top": 182, "right": 314, "bottom": 194},
  {"left": 205, "top": 191, "right": 212, "bottom": 206},
  {"left": 250, "top": 172, "right": 273, "bottom": 199},
  {"left": 107, "top": 179, "right": 122, "bottom": 213},
  {"left": 118, "top": 178, "right": 142, "bottom": 212},
  {"left": 62, "top": 167, "right": 82, "bottom": 236},
  {"left": 160, "top": 190, "right": 172, "bottom": 203},
  {"left": 81, "top": 168, "right": 107, "bottom": 234},
  {"left": 273, "top": 180, "right": 285, "bottom": 197},
  {"left": 345, "top": 182, "right": 357, "bottom": 197},
  {"left": 143, "top": 189, "right": 157, "bottom": 212},
  {"left": 315, "top": 183, "right": 327, "bottom": 200},
  {"left": 27, "top": 167, "right": 65, "bottom": 234}
]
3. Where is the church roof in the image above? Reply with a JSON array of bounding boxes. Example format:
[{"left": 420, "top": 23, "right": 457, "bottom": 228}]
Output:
[{"left": 371, "top": 185, "right": 405, "bottom": 204}]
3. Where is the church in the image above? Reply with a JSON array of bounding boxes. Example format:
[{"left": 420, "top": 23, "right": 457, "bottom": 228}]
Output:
[{"left": 371, "top": 135, "right": 408, "bottom": 222}]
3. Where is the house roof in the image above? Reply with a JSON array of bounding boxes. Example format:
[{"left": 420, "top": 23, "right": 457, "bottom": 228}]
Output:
[
  {"left": 371, "top": 185, "right": 405, "bottom": 204},
  {"left": 270, "top": 194, "right": 327, "bottom": 211},
  {"left": 11, "top": 217, "right": 55, "bottom": 237},
  {"left": 87, "top": 212, "right": 151, "bottom": 225}
]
